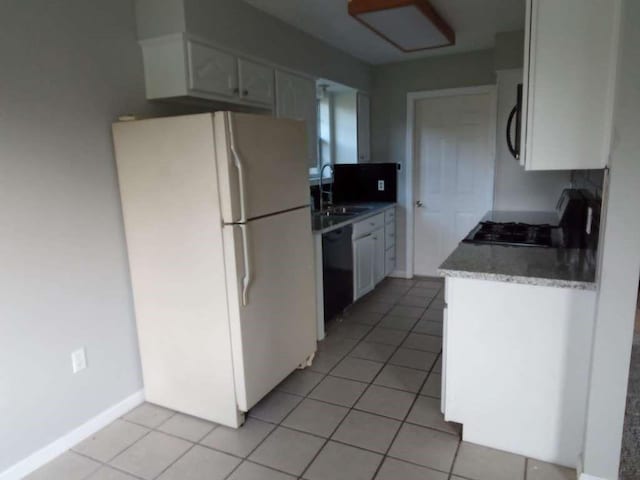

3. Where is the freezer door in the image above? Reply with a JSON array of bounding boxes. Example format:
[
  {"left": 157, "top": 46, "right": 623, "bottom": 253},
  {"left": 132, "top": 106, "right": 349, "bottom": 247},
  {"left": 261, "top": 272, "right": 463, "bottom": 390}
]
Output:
[
  {"left": 214, "top": 112, "right": 311, "bottom": 223},
  {"left": 223, "top": 207, "right": 317, "bottom": 411}
]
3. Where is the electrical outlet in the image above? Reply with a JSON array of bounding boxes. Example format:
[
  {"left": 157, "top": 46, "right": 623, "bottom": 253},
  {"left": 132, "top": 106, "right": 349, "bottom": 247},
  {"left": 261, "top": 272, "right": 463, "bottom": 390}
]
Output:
[
  {"left": 71, "top": 348, "right": 87, "bottom": 373},
  {"left": 377, "top": 180, "right": 385, "bottom": 191}
]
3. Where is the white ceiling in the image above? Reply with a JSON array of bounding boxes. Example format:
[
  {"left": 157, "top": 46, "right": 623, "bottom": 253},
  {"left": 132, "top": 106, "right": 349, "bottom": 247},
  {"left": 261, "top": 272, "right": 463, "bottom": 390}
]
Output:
[{"left": 242, "top": 0, "right": 525, "bottom": 65}]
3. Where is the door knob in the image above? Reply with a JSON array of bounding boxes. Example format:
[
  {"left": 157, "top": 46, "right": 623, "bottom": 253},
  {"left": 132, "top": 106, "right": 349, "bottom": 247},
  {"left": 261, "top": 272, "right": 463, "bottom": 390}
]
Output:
[{"left": 416, "top": 200, "right": 424, "bottom": 208}]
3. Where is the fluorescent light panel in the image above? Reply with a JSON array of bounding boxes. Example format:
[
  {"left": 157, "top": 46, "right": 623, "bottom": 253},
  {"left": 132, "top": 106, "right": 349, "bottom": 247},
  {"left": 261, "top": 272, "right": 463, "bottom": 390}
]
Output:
[{"left": 349, "top": 0, "right": 455, "bottom": 52}]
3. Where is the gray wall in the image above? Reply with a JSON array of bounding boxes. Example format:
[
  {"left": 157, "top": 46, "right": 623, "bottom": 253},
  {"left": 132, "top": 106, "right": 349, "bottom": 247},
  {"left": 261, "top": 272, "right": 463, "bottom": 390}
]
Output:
[
  {"left": 135, "top": 0, "right": 186, "bottom": 38},
  {"left": 0, "top": 0, "right": 185, "bottom": 472},
  {"left": 135, "top": 0, "right": 373, "bottom": 92},
  {"left": 370, "top": 49, "right": 497, "bottom": 273},
  {"left": 494, "top": 30, "right": 525, "bottom": 71}
]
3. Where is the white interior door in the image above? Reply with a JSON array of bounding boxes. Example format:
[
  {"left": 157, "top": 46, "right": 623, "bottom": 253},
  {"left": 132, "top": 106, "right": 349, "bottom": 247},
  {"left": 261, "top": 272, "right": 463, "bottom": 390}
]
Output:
[
  {"left": 413, "top": 90, "right": 495, "bottom": 276},
  {"left": 223, "top": 207, "right": 317, "bottom": 411}
]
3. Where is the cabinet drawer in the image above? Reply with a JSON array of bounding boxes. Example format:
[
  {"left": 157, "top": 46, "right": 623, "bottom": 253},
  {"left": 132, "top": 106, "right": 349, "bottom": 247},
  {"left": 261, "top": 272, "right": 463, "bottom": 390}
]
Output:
[
  {"left": 353, "top": 213, "right": 385, "bottom": 239},
  {"left": 385, "top": 248, "right": 396, "bottom": 276},
  {"left": 385, "top": 226, "right": 396, "bottom": 250},
  {"left": 385, "top": 208, "right": 395, "bottom": 224}
]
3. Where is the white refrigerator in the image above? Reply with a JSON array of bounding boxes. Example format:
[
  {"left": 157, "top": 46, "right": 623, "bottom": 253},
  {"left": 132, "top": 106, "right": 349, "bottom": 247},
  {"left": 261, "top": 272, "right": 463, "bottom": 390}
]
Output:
[{"left": 112, "top": 112, "right": 317, "bottom": 427}]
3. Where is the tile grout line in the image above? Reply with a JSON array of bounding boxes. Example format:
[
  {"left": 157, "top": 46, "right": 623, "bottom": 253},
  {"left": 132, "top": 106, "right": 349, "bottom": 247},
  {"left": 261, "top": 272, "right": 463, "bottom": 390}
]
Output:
[
  {"left": 309, "top": 280, "right": 449, "bottom": 479},
  {"left": 375, "top": 281, "right": 447, "bottom": 467},
  {"left": 234, "top": 287, "right": 395, "bottom": 479},
  {"left": 69, "top": 278, "right": 445, "bottom": 480},
  {"left": 369, "top": 347, "right": 450, "bottom": 480},
  {"left": 296, "top": 280, "right": 419, "bottom": 479},
  {"left": 446, "top": 440, "right": 462, "bottom": 480}
]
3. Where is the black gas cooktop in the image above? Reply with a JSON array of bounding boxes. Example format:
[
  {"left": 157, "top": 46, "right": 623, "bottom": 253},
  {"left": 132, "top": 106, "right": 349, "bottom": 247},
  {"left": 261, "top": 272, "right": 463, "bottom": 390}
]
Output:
[{"left": 463, "top": 221, "right": 557, "bottom": 248}]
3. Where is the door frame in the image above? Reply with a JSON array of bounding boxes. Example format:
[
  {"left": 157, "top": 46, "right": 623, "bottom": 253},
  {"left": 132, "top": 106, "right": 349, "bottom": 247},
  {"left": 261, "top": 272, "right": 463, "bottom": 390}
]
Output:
[{"left": 404, "top": 85, "right": 497, "bottom": 278}]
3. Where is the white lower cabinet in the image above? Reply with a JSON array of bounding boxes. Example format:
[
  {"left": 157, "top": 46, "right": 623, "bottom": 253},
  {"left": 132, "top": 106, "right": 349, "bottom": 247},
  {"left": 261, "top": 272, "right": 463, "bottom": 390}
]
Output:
[
  {"left": 442, "top": 276, "right": 597, "bottom": 466},
  {"left": 353, "top": 234, "right": 375, "bottom": 300},
  {"left": 384, "top": 207, "right": 396, "bottom": 276},
  {"left": 373, "top": 227, "right": 385, "bottom": 285},
  {"left": 385, "top": 249, "right": 396, "bottom": 277},
  {"left": 353, "top": 210, "right": 393, "bottom": 301}
]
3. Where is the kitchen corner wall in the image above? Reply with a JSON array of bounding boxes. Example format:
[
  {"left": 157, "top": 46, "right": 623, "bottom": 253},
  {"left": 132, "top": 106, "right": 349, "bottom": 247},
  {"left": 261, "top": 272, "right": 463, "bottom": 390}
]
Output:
[
  {"left": 0, "top": 0, "right": 194, "bottom": 474},
  {"left": 370, "top": 49, "right": 497, "bottom": 275}
]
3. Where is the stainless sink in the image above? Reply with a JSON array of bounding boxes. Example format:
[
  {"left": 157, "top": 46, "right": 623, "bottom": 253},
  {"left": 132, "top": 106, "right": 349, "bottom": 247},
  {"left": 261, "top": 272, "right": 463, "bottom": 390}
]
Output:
[{"left": 316, "top": 205, "right": 374, "bottom": 217}]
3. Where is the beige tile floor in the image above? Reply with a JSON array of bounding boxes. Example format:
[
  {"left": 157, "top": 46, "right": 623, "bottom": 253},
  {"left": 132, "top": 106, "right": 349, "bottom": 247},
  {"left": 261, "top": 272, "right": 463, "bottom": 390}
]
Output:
[{"left": 27, "top": 277, "right": 576, "bottom": 480}]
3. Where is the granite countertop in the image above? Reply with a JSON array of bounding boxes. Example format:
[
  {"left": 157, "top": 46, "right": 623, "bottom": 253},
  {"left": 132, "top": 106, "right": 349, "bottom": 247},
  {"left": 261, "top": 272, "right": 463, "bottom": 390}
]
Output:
[
  {"left": 311, "top": 202, "right": 395, "bottom": 234},
  {"left": 438, "top": 210, "right": 597, "bottom": 290}
]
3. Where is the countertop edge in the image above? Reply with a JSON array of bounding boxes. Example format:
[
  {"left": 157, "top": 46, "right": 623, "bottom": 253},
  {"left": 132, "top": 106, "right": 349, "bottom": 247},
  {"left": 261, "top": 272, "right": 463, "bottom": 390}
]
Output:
[
  {"left": 437, "top": 268, "right": 597, "bottom": 291},
  {"left": 312, "top": 203, "right": 396, "bottom": 235}
]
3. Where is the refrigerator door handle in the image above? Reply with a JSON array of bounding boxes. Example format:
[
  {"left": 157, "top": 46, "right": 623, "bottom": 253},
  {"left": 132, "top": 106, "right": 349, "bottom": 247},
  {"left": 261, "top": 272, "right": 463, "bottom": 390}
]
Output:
[
  {"left": 238, "top": 224, "right": 252, "bottom": 306},
  {"left": 227, "top": 114, "right": 248, "bottom": 223}
]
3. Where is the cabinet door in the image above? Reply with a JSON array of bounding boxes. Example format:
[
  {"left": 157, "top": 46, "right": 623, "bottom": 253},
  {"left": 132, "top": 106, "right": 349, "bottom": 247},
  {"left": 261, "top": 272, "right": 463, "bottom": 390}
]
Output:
[
  {"left": 187, "top": 40, "right": 238, "bottom": 98},
  {"left": 357, "top": 92, "right": 370, "bottom": 163},
  {"left": 353, "top": 235, "right": 375, "bottom": 301},
  {"left": 373, "top": 227, "right": 385, "bottom": 285},
  {"left": 275, "top": 71, "right": 318, "bottom": 169},
  {"left": 522, "top": 0, "right": 619, "bottom": 170},
  {"left": 385, "top": 248, "right": 396, "bottom": 277},
  {"left": 238, "top": 59, "right": 274, "bottom": 107}
]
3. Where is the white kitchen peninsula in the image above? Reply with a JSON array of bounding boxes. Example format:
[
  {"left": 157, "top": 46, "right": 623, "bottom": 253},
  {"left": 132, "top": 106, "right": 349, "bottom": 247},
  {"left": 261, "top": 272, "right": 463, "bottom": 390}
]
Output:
[{"left": 438, "top": 237, "right": 598, "bottom": 467}]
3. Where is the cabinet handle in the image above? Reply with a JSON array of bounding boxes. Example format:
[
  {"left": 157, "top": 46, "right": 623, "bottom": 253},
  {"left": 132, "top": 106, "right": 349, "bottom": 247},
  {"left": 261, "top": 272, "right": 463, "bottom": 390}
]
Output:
[
  {"left": 232, "top": 87, "right": 239, "bottom": 95},
  {"left": 370, "top": 222, "right": 375, "bottom": 226},
  {"left": 243, "top": 89, "right": 249, "bottom": 96}
]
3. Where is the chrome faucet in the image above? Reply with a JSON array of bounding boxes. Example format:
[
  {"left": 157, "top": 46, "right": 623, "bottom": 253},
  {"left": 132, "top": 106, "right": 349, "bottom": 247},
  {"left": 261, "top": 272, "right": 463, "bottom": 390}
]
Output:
[{"left": 319, "top": 163, "right": 334, "bottom": 213}]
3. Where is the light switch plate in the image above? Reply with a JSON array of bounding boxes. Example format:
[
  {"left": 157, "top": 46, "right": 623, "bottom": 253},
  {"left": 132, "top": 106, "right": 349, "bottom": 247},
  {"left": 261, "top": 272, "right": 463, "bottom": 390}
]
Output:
[
  {"left": 378, "top": 180, "right": 385, "bottom": 191},
  {"left": 71, "top": 348, "right": 87, "bottom": 373}
]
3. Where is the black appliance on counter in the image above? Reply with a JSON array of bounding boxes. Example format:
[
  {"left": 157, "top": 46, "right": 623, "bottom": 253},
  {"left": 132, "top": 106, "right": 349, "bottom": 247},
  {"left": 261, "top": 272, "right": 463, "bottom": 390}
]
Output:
[
  {"left": 332, "top": 163, "right": 397, "bottom": 203},
  {"left": 322, "top": 225, "right": 353, "bottom": 322},
  {"left": 463, "top": 189, "right": 593, "bottom": 248},
  {"left": 506, "top": 83, "right": 523, "bottom": 160},
  {"left": 464, "top": 221, "right": 557, "bottom": 248}
]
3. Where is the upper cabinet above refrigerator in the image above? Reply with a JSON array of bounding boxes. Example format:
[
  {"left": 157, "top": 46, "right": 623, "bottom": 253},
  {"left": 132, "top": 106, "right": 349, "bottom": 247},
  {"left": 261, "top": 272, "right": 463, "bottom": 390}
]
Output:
[{"left": 520, "top": 0, "right": 621, "bottom": 170}]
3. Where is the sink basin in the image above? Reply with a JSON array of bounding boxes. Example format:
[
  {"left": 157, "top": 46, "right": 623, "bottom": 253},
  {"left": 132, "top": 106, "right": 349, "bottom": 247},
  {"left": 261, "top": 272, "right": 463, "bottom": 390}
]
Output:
[{"left": 317, "top": 205, "right": 374, "bottom": 216}]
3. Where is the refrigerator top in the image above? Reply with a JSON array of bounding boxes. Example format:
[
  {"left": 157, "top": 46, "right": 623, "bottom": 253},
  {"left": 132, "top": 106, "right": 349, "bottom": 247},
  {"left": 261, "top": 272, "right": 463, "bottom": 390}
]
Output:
[{"left": 214, "top": 112, "right": 311, "bottom": 224}]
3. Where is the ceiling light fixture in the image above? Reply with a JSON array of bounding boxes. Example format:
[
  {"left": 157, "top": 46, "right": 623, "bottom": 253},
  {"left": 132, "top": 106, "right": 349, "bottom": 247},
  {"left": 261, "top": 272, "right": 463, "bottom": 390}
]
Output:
[{"left": 348, "top": 0, "right": 455, "bottom": 52}]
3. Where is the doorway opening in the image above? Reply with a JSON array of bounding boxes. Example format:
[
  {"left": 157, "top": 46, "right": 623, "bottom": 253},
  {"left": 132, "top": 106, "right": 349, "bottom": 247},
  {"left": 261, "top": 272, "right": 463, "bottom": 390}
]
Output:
[{"left": 405, "top": 86, "right": 497, "bottom": 277}]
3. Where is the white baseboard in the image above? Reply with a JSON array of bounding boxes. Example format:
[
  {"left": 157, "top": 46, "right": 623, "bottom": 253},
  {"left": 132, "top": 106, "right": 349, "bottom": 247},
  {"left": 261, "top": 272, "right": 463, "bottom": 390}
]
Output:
[
  {"left": 579, "top": 474, "right": 608, "bottom": 480},
  {"left": 389, "top": 270, "right": 412, "bottom": 279},
  {"left": 0, "top": 390, "right": 144, "bottom": 480}
]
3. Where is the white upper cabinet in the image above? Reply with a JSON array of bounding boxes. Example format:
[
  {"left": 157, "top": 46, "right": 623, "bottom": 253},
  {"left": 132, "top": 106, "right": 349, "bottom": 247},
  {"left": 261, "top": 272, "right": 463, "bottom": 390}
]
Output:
[
  {"left": 140, "top": 34, "right": 275, "bottom": 109},
  {"left": 275, "top": 70, "right": 318, "bottom": 168},
  {"left": 188, "top": 40, "right": 238, "bottom": 98},
  {"left": 357, "top": 92, "right": 371, "bottom": 163},
  {"left": 521, "top": 0, "right": 620, "bottom": 170},
  {"left": 238, "top": 59, "right": 274, "bottom": 106}
]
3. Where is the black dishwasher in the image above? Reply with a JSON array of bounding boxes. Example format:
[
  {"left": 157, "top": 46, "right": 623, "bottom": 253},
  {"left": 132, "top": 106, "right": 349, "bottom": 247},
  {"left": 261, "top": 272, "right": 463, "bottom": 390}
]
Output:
[{"left": 322, "top": 226, "right": 353, "bottom": 322}]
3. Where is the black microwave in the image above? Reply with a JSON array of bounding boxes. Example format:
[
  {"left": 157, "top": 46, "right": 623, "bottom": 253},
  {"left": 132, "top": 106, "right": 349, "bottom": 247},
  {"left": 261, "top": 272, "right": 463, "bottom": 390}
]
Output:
[{"left": 507, "top": 84, "right": 523, "bottom": 160}]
